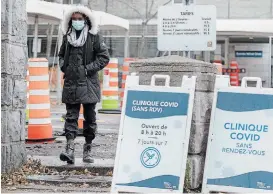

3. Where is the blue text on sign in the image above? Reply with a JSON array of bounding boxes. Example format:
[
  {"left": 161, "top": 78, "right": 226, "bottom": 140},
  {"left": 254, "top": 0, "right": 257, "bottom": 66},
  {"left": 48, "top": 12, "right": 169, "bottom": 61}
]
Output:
[{"left": 224, "top": 123, "right": 269, "bottom": 141}]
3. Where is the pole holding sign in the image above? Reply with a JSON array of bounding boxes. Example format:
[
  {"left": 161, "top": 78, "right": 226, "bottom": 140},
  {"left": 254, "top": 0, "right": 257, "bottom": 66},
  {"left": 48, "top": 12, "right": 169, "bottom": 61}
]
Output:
[
  {"left": 202, "top": 76, "right": 273, "bottom": 193},
  {"left": 111, "top": 74, "right": 196, "bottom": 193}
]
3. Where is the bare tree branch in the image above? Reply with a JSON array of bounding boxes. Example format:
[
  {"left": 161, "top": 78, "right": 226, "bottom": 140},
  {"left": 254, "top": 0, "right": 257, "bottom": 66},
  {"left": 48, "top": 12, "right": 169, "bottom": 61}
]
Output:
[
  {"left": 148, "top": 0, "right": 155, "bottom": 16},
  {"left": 163, "top": 0, "right": 173, "bottom": 7},
  {"left": 110, "top": 0, "right": 172, "bottom": 58},
  {"left": 146, "top": 0, "right": 172, "bottom": 24},
  {"left": 115, "top": 0, "right": 144, "bottom": 20}
]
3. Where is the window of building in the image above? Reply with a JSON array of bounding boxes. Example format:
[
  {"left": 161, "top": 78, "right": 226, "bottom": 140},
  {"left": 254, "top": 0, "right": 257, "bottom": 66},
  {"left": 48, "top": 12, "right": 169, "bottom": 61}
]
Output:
[
  {"left": 105, "top": 37, "right": 125, "bottom": 58},
  {"left": 63, "top": 0, "right": 70, "bottom": 4},
  {"left": 72, "top": 0, "right": 81, "bottom": 4}
]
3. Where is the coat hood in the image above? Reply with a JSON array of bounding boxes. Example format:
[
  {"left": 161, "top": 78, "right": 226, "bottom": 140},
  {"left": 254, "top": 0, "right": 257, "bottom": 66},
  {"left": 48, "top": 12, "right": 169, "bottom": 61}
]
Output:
[{"left": 62, "top": 5, "right": 99, "bottom": 35}]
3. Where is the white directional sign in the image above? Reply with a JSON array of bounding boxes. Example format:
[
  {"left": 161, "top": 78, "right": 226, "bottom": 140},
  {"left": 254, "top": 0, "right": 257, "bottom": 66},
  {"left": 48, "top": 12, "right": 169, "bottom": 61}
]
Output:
[
  {"left": 157, "top": 4, "right": 216, "bottom": 51},
  {"left": 111, "top": 75, "right": 196, "bottom": 193},
  {"left": 202, "top": 76, "right": 273, "bottom": 193}
]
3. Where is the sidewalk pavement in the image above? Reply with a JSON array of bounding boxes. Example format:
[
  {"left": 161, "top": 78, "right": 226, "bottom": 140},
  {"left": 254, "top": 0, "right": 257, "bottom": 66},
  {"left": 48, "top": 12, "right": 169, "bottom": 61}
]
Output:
[{"left": 3, "top": 97, "right": 121, "bottom": 193}]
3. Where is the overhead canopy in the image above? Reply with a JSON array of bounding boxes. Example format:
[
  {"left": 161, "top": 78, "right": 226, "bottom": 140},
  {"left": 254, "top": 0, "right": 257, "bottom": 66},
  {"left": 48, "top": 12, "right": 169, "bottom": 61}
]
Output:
[
  {"left": 26, "top": 0, "right": 129, "bottom": 30},
  {"left": 217, "top": 19, "right": 273, "bottom": 36}
]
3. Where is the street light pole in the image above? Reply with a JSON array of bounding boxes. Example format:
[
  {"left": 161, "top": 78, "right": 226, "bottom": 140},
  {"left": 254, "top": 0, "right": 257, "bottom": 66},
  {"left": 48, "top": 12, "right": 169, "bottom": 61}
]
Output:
[
  {"left": 228, "top": 0, "right": 230, "bottom": 19},
  {"left": 56, "top": 25, "right": 63, "bottom": 104},
  {"left": 46, "top": 24, "right": 54, "bottom": 59},
  {"left": 54, "top": 0, "right": 63, "bottom": 103},
  {"left": 33, "top": 15, "right": 39, "bottom": 58}
]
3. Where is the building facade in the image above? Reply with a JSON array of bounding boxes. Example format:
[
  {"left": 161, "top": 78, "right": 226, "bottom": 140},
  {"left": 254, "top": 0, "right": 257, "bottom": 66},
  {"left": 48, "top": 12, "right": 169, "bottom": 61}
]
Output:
[
  {"left": 29, "top": 0, "right": 273, "bottom": 58},
  {"left": 28, "top": 0, "right": 273, "bottom": 87}
]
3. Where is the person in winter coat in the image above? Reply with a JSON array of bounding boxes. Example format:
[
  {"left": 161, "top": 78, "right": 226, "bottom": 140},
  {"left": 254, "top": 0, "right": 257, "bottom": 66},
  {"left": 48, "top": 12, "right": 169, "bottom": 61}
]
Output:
[{"left": 58, "top": 5, "right": 110, "bottom": 164}]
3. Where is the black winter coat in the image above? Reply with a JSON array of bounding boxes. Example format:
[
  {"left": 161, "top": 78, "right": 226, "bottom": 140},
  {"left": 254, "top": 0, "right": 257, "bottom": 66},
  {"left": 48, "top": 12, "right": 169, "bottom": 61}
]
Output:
[{"left": 58, "top": 33, "right": 110, "bottom": 104}]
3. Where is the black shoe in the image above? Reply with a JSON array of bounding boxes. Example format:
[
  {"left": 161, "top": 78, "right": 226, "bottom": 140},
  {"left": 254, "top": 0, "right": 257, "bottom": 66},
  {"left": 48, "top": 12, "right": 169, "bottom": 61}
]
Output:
[
  {"left": 83, "top": 143, "right": 94, "bottom": 163},
  {"left": 60, "top": 139, "right": 75, "bottom": 164}
]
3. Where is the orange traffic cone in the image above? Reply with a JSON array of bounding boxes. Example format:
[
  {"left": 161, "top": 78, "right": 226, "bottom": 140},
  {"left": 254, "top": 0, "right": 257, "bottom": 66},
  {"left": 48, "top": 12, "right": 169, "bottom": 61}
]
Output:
[
  {"left": 78, "top": 105, "right": 84, "bottom": 130},
  {"left": 120, "top": 58, "right": 136, "bottom": 108},
  {"left": 27, "top": 58, "right": 55, "bottom": 143},
  {"left": 230, "top": 60, "right": 239, "bottom": 86}
]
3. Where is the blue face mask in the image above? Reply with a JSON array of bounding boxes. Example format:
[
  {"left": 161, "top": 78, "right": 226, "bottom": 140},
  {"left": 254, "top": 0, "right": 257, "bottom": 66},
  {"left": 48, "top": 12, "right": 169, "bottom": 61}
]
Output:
[{"left": 72, "top": 20, "right": 85, "bottom": 31}]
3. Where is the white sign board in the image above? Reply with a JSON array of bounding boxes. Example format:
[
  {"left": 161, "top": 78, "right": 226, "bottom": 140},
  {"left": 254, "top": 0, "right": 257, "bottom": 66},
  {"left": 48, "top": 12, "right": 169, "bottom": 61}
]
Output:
[
  {"left": 202, "top": 76, "right": 273, "bottom": 193},
  {"left": 111, "top": 74, "right": 196, "bottom": 193},
  {"left": 157, "top": 4, "right": 216, "bottom": 51}
]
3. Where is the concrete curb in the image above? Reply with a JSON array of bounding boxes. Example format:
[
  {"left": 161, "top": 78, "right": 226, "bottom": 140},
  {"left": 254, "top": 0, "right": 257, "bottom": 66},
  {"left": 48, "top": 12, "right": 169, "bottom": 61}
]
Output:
[
  {"left": 26, "top": 175, "right": 112, "bottom": 187},
  {"left": 30, "top": 156, "right": 114, "bottom": 175},
  {"left": 16, "top": 184, "right": 111, "bottom": 192},
  {"left": 46, "top": 165, "right": 113, "bottom": 175}
]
